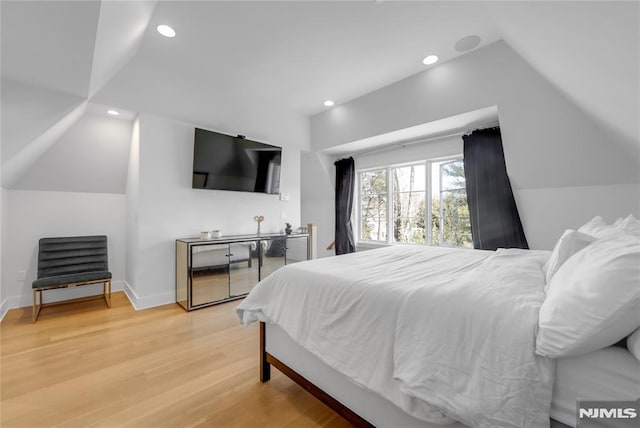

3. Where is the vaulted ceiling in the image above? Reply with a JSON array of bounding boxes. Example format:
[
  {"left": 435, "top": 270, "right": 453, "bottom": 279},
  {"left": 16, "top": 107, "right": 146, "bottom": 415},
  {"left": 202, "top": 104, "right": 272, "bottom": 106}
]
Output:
[{"left": 1, "top": 1, "right": 638, "bottom": 190}]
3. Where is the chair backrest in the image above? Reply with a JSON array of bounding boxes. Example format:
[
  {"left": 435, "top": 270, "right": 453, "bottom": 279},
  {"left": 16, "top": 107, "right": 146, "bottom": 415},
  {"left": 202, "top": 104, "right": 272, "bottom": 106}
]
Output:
[{"left": 37, "top": 236, "right": 109, "bottom": 279}]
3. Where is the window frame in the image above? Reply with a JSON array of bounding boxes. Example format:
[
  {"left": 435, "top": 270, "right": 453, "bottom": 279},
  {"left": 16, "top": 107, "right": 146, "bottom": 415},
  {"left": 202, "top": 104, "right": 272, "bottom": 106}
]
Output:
[{"left": 356, "top": 155, "right": 466, "bottom": 247}]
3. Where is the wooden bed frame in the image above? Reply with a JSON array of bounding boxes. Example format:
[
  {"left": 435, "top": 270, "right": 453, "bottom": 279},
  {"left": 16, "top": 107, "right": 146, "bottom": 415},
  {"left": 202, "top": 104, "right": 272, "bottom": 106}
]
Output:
[{"left": 259, "top": 322, "right": 375, "bottom": 427}]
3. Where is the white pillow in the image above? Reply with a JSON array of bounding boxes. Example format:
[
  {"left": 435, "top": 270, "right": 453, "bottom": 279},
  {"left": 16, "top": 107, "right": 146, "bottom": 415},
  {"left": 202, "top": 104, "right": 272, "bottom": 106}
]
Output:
[
  {"left": 536, "top": 232, "right": 640, "bottom": 358},
  {"left": 619, "top": 214, "right": 640, "bottom": 238},
  {"left": 543, "top": 229, "right": 595, "bottom": 289},
  {"left": 628, "top": 328, "right": 640, "bottom": 362},
  {"left": 577, "top": 216, "right": 619, "bottom": 238}
]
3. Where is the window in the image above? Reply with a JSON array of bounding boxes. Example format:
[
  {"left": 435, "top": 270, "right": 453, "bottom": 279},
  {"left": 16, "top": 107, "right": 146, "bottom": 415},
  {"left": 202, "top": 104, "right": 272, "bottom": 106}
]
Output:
[
  {"left": 360, "top": 169, "right": 387, "bottom": 241},
  {"left": 358, "top": 158, "right": 472, "bottom": 248},
  {"left": 431, "top": 159, "right": 473, "bottom": 248},
  {"left": 393, "top": 164, "right": 426, "bottom": 244}
]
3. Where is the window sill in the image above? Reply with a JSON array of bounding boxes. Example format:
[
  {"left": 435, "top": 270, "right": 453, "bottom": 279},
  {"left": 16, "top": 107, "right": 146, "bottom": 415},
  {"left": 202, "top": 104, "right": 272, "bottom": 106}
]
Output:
[
  {"left": 356, "top": 241, "right": 391, "bottom": 251},
  {"left": 357, "top": 241, "right": 474, "bottom": 251}
]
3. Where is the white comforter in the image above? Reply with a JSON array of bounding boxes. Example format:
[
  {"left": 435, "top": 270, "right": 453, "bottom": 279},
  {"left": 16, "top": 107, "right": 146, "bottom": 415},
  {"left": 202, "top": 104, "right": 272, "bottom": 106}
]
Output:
[{"left": 237, "top": 245, "right": 555, "bottom": 428}]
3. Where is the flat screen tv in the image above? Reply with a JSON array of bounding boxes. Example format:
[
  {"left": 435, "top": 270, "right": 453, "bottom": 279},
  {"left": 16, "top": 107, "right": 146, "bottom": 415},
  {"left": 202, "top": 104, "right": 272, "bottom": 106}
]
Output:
[{"left": 192, "top": 128, "right": 281, "bottom": 194}]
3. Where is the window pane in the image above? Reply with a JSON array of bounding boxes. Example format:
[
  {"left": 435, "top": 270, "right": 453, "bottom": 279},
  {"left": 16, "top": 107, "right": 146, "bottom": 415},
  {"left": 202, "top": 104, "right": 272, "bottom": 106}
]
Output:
[
  {"left": 360, "top": 170, "right": 387, "bottom": 241},
  {"left": 393, "top": 165, "right": 426, "bottom": 192},
  {"left": 393, "top": 217, "right": 425, "bottom": 244},
  {"left": 362, "top": 216, "right": 387, "bottom": 241},
  {"left": 440, "top": 161, "right": 466, "bottom": 191},
  {"left": 361, "top": 170, "right": 387, "bottom": 195},
  {"left": 438, "top": 190, "right": 473, "bottom": 248},
  {"left": 392, "top": 165, "right": 426, "bottom": 244},
  {"left": 361, "top": 195, "right": 388, "bottom": 219},
  {"left": 394, "top": 191, "right": 426, "bottom": 218},
  {"left": 432, "top": 159, "right": 472, "bottom": 248}
]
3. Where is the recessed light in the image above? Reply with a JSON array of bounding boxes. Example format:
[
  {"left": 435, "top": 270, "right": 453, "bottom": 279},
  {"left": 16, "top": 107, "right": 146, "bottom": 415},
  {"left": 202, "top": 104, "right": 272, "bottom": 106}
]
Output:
[
  {"left": 455, "top": 35, "right": 481, "bottom": 52},
  {"left": 157, "top": 24, "right": 176, "bottom": 38},
  {"left": 107, "top": 110, "right": 120, "bottom": 116},
  {"left": 324, "top": 100, "right": 335, "bottom": 107},
  {"left": 422, "top": 55, "right": 439, "bottom": 65}
]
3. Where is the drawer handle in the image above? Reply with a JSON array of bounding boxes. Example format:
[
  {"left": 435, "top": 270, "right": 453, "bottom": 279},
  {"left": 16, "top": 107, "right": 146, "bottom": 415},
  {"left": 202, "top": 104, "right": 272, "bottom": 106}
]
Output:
[{"left": 227, "top": 254, "right": 233, "bottom": 257}]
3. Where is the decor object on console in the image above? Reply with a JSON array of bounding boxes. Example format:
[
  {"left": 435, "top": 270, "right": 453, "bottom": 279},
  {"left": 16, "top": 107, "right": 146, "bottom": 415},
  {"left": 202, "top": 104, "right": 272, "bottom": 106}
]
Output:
[
  {"left": 285, "top": 223, "right": 292, "bottom": 235},
  {"left": 254, "top": 215, "right": 264, "bottom": 234}
]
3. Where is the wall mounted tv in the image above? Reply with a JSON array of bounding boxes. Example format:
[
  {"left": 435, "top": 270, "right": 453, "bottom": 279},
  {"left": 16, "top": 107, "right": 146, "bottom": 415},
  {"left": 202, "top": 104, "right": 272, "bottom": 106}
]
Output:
[{"left": 192, "top": 128, "right": 281, "bottom": 194}]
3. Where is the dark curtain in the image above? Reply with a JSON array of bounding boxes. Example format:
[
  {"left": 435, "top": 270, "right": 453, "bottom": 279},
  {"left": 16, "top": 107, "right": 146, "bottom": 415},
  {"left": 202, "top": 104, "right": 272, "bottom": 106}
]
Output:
[
  {"left": 463, "top": 127, "right": 528, "bottom": 250},
  {"left": 334, "top": 157, "right": 356, "bottom": 255}
]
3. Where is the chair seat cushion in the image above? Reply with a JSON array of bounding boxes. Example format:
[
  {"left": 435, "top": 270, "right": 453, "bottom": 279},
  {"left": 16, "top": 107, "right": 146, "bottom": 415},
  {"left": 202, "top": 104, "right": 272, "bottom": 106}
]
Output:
[{"left": 33, "top": 271, "right": 112, "bottom": 289}]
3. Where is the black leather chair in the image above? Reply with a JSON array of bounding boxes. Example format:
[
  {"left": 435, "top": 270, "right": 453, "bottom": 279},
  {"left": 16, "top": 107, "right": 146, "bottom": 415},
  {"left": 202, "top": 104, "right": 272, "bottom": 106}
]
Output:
[{"left": 32, "top": 236, "right": 112, "bottom": 322}]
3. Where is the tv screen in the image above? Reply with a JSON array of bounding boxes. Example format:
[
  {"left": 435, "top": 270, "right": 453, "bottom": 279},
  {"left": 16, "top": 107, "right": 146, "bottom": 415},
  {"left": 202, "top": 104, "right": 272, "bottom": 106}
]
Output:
[{"left": 192, "top": 128, "right": 281, "bottom": 194}]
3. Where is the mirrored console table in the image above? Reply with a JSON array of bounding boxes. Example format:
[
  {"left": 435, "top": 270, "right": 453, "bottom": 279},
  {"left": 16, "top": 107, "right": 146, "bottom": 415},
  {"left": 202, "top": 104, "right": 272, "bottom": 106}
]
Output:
[{"left": 176, "top": 233, "right": 309, "bottom": 311}]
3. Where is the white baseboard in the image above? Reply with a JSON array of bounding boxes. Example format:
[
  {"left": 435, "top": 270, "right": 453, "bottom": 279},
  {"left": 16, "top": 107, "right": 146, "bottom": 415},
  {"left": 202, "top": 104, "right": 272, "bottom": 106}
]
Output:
[
  {"left": 1, "top": 280, "right": 126, "bottom": 316},
  {"left": 122, "top": 281, "right": 137, "bottom": 309},
  {"left": 122, "top": 281, "right": 174, "bottom": 311},
  {"left": 0, "top": 280, "right": 175, "bottom": 320},
  {"left": 0, "top": 297, "right": 9, "bottom": 322}
]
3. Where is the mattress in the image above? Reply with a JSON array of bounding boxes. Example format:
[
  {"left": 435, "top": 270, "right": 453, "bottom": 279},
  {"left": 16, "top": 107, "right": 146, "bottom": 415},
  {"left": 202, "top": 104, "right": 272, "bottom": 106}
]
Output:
[
  {"left": 265, "top": 323, "right": 468, "bottom": 428},
  {"left": 264, "top": 322, "right": 605, "bottom": 428},
  {"left": 551, "top": 346, "right": 640, "bottom": 427}
]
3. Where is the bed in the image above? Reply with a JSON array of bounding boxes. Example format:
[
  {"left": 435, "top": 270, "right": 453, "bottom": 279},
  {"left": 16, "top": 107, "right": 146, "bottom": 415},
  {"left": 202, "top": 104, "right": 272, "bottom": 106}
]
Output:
[
  {"left": 258, "top": 323, "right": 639, "bottom": 428},
  {"left": 237, "top": 236, "right": 640, "bottom": 427}
]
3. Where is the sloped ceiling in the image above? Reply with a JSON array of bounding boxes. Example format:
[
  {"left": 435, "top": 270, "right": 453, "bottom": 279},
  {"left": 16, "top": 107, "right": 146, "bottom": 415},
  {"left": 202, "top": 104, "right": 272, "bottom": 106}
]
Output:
[
  {"left": 1, "top": 0, "right": 100, "bottom": 98},
  {"left": 487, "top": 1, "right": 639, "bottom": 150},
  {"left": 1, "top": 0, "right": 156, "bottom": 189},
  {"left": 1, "top": 1, "right": 638, "bottom": 191},
  {"left": 93, "top": 1, "right": 501, "bottom": 117}
]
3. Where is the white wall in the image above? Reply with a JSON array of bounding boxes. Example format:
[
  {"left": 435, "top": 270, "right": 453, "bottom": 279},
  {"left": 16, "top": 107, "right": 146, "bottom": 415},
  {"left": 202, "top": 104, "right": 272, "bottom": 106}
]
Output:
[
  {"left": 13, "top": 112, "right": 133, "bottom": 193},
  {"left": 2, "top": 190, "right": 127, "bottom": 309},
  {"left": 0, "top": 186, "right": 6, "bottom": 319},
  {"left": 307, "top": 41, "right": 640, "bottom": 250},
  {"left": 125, "top": 117, "right": 140, "bottom": 303},
  {"left": 1, "top": 72, "right": 4, "bottom": 317},
  {"left": 355, "top": 135, "right": 462, "bottom": 170},
  {"left": 125, "top": 114, "right": 302, "bottom": 308},
  {"left": 301, "top": 151, "right": 335, "bottom": 258},
  {"left": 516, "top": 184, "right": 640, "bottom": 249}
]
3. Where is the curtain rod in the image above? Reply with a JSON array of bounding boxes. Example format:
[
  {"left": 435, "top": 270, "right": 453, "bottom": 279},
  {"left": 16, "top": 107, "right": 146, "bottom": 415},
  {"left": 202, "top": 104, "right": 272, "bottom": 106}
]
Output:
[{"left": 351, "top": 122, "right": 499, "bottom": 158}]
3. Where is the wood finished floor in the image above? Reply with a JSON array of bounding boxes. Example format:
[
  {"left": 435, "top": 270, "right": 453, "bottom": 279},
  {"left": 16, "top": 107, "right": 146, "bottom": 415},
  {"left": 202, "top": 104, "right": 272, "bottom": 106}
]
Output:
[{"left": 0, "top": 292, "right": 352, "bottom": 428}]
